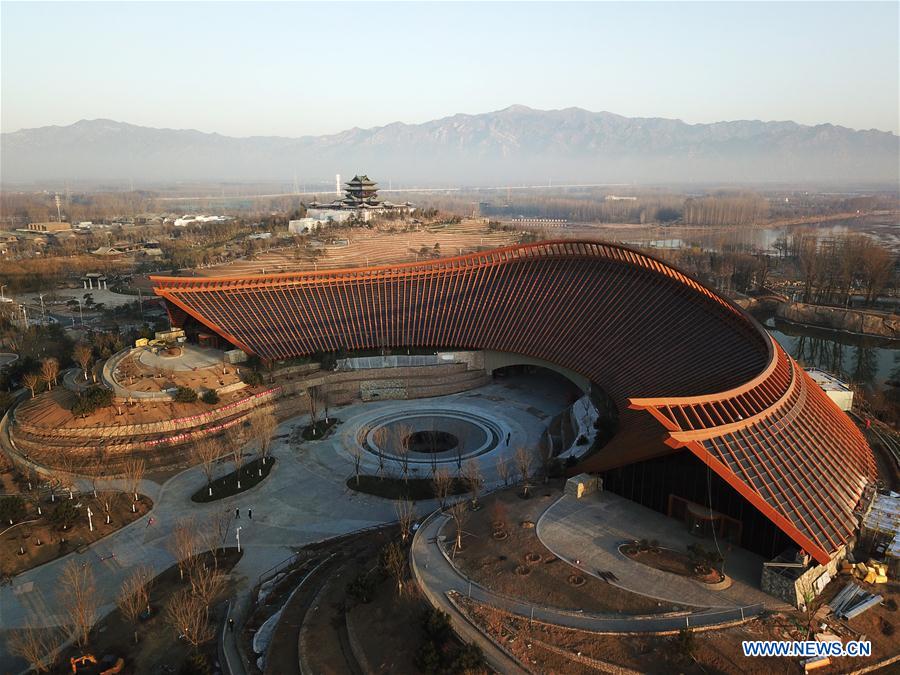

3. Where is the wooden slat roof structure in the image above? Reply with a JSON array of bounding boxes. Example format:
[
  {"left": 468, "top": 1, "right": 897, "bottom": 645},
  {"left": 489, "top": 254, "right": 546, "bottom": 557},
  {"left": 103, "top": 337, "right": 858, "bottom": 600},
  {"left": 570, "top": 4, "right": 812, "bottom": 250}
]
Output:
[{"left": 151, "top": 240, "right": 876, "bottom": 564}]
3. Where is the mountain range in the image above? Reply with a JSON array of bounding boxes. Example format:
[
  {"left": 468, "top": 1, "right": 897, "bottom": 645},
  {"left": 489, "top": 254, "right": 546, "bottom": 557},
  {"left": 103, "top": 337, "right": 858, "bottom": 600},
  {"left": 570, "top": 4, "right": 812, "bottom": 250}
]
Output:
[{"left": 2, "top": 105, "right": 897, "bottom": 186}]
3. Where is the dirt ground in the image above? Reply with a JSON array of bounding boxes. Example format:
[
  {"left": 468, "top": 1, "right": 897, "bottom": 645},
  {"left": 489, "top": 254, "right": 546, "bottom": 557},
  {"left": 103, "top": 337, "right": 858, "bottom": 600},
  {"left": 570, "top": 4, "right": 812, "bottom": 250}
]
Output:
[
  {"left": 112, "top": 349, "right": 244, "bottom": 394},
  {"left": 53, "top": 548, "right": 243, "bottom": 675},
  {"left": 626, "top": 546, "right": 723, "bottom": 585},
  {"left": 0, "top": 490, "right": 152, "bottom": 577},
  {"left": 451, "top": 486, "right": 678, "bottom": 615},
  {"left": 456, "top": 575, "right": 900, "bottom": 674}
]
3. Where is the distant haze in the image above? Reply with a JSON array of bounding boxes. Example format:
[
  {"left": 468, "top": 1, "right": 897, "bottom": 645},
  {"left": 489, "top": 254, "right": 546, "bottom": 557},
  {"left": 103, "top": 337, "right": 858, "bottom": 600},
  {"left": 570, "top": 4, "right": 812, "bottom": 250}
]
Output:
[{"left": 1, "top": 106, "right": 897, "bottom": 187}]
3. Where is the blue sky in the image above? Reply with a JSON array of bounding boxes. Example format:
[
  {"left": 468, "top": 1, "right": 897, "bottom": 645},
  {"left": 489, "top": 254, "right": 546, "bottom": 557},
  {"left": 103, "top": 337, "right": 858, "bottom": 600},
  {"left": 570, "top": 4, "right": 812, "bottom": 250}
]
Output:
[{"left": 2, "top": 1, "right": 898, "bottom": 135}]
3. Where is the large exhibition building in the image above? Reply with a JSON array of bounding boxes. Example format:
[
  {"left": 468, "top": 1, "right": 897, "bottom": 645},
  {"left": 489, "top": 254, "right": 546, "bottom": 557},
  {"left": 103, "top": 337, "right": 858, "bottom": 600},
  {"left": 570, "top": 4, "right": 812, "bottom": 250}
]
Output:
[{"left": 151, "top": 241, "right": 876, "bottom": 574}]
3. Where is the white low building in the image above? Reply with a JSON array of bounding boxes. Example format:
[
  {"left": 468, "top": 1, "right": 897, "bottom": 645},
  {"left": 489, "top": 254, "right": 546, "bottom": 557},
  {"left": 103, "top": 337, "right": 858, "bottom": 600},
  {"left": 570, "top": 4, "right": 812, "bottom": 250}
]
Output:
[{"left": 805, "top": 368, "right": 854, "bottom": 411}]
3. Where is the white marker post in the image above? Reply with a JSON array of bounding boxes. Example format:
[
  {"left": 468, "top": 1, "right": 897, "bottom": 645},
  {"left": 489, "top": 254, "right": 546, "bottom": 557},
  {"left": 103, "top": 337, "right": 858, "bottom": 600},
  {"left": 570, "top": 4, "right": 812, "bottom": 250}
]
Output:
[
  {"left": 236, "top": 526, "right": 242, "bottom": 553},
  {"left": 87, "top": 507, "right": 94, "bottom": 532}
]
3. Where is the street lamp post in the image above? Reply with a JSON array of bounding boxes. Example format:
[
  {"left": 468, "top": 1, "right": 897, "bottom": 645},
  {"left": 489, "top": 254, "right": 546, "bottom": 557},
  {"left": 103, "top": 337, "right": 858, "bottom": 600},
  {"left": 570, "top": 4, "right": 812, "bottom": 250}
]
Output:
[
  {"left": 0, "top": 284, "right": 6, "bottom": 300},
  {"left": 87, "top": 507, "right": 94, "bottom": 532},
  {"left": 76, "top": 298, "right": 83, "bottom": 326},
  {"left": 235, "top": 526, "right": 242, "bottom": 553}
]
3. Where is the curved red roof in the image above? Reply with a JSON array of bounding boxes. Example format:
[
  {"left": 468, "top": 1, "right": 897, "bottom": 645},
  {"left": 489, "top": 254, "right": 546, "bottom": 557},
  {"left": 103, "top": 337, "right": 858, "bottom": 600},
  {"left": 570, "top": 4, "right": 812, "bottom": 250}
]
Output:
[{"left": 152, "top": 240, "right": 876, "bottom": 563}]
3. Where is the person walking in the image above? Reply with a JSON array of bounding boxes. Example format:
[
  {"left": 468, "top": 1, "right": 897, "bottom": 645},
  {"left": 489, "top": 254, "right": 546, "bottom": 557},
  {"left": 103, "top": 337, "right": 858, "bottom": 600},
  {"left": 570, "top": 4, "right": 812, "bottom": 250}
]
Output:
[
  {"left": 235, "top": 508, "right": 240, "bottom": 519},
  {"left": 505, "top": 431, "right": 511, "bottom": 446},
  {"left": 228, "top": 618, "right": 234, "bottom": 632},
  {"left": 248, "top": 508, "right": 252, "bottom": 520}
]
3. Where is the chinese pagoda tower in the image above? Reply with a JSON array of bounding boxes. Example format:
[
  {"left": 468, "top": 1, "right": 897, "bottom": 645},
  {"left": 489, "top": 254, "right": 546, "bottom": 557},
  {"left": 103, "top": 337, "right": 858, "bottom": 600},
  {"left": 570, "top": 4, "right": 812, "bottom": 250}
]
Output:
[{"left": 341, "top": 175, "right": 382, "bottom": 208}]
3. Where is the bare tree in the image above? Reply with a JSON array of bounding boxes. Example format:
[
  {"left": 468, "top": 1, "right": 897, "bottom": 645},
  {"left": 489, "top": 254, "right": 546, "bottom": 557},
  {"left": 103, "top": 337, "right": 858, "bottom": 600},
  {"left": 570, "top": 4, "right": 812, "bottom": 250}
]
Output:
[
  {"left": 393, "top": 423, "right": 411, "bottom": 483},
  {"left": 86, "top": 444, "right": 108, "bottom": 499},
  {"left": 347, "top": 440, "right": 363, "bottom": 486},
  {"left": 73, "top": 344, "right": 93, "bottom": 382},
  {"left": 320, "top": 383, "right": 332, "bottom": 424},
  {"left": 6, "top": 617, "right": 60, "bottom": 673},
  {"left": 170, "top": 518, "right": 200, "bottom": 581},
  {"left": 49, "top": 450, "right": 78, "bottom": 500},
  {"left": 100, "top": 490, "right": 119, "bottom": 525},
  {"left": 117, "top": 566, "right": 153, "bottom": 644},
  {"left": 515, "top": 447, "right": 533, "bottom": 498},
  {"left": 489, "top": 500, "right": 508, "bottom": 532},
  {"left": 189, "top": 562, "right": 227, "bottom": 611},
  {"left": 250, "top": 409, "right": 278, "bottom": 468},
  {"left": 165, "top": 589, "right": 214, "bottom": 650},
  {"left": 225, "top": 429, "right": 246, "bottom": 489},
  {"left": 432, "top": 468, "right": 453, "bottom": 509},
  {"left": 371, "top": 426, "right": 388, "bottom": 479},
  {"left": 539, "top": 441, "right": 554, "bottom": 484},
  {"left": 495, "top": 456, "right": 511, "bottom": 487},
  {"left": 448, "top": 501, "right": 469, "bottom": 552},
  {"left": 192, "top": 436, "right": 220, "bottom": 497},
  {"left": 461, "top": 460, "right": 483, "bottom": 508},
  {"left": 383, "top": 540, "right": 406, "bottom": 596},
  {"left": 58, "top": 560, "right": 97, "bottom": 647},
  {"left": 40, "top": 358, "right": 59, "bottom": 391},
  {"left": 22, "top": 372, "right": 40, "bottom": 398},
  {"left": 122, "top": 457, "right": 145, "bottom": 511},
  {"left": 306, "top": 386, "right": 321, "bottom": 435},
  {"left": 395, "top": 498, "right": 416, "bottom": 544},
  {"left": 202, "top": 509, "right": 232, "bottom": 560}
]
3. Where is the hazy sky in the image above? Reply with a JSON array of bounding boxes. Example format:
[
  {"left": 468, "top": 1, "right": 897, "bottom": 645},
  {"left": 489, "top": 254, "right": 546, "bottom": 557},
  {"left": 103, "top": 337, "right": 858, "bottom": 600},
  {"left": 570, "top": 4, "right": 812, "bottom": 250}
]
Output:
[{"left": 2, "top": 1, "right": 898, "bottom": 136}]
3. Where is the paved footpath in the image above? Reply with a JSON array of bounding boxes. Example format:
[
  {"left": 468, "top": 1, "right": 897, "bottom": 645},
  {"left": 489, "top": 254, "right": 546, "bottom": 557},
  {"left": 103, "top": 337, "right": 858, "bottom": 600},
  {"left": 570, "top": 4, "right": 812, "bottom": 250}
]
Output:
[
  {"left": 536, "top": 493, "right": 788, "bottom": 611},
  {"left": 0, "top": 378, "right": 568, "bottom": 671}
]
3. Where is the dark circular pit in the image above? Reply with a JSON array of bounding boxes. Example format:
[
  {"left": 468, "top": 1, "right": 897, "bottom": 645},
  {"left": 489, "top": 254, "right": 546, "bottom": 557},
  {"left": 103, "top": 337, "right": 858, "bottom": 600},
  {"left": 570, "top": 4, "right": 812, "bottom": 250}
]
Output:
[{"left": 404, "top": 430, "right": 458, "bottom": 454}]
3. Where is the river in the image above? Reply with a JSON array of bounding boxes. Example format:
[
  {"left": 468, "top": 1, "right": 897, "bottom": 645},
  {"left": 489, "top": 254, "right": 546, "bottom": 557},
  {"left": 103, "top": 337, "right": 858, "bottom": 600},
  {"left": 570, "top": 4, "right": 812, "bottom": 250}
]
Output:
[{"left": 763, "top": 317, "right": 899, "bottom": 393}]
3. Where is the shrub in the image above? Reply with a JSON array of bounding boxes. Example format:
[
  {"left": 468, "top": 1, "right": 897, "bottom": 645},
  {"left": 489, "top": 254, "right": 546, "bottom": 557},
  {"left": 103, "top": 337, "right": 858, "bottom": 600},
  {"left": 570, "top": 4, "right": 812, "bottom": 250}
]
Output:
[
  {"left": 201, "top": 389, "right": 220, "bottom": 405},
  {"left": 0, "top": 496, "right": 26, "bottom": 524},
  {"left": 422, "top": 608, "right": 452, "bottom": 642},
  {"left": 885, "top": 598, "right": 898, "bottom": 612},
  {"left": 676, "top": 627, "right": 695, "bottom": 658},
  {"left": 51, "top": 501, "right": 78, "bottom": 529},
  {"left": 179, "top": 651, "right": 211, "bottom": 675},
  {"left": 242, "top": 370, "right": 264, "bottom": 386},
  {"left": 448, "top": 643, "right": 485, "bottom": 673},
  {"left": 881, "top": 620, "right": 894, "bottom": 636},
  {"left": 576, "top": 434, "right": 588, "bottom": 446},
  {"left": 415, "top": 640, "right": 442, "bottom": 675},
  {"left": 71, "top": 386, "right": 114, "bottom": 417},
  {"left": 546, "top": 458, "right": 564, "bottom": 478},
  {"left": 346, "top": 572, "right": 377, "bottom": 605},
  {"left": 173, "top": 386, "right": 198, "bottom": 403}
]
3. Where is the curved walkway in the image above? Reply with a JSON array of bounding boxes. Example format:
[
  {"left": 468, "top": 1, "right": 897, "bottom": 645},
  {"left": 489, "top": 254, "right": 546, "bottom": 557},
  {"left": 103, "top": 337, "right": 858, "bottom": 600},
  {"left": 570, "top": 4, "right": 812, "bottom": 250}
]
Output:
[
  {"left": 410, "top": 509, "right": 767, "bottom": 637},
  {"left": 0, "top": 376, "right": 568, "bottom": 671}
]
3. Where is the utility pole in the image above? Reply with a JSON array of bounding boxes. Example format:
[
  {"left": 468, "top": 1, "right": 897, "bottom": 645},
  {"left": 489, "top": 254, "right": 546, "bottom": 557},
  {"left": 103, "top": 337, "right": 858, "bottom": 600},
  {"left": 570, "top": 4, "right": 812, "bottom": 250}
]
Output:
[
  {"left": 39, "top": 294, "right": 46, "bottom": 325},
  {"left": 235, "top": 526, "right": 242, "bottom": 553},
  {"left": 0, "top": 284, "right": 6, "bottom": 301},
  {"left": 87, "top": 507, "right": 94, "bottom": 532},
  {"left": 76, "top": 298, "right": 83, "bottom": 326}
]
